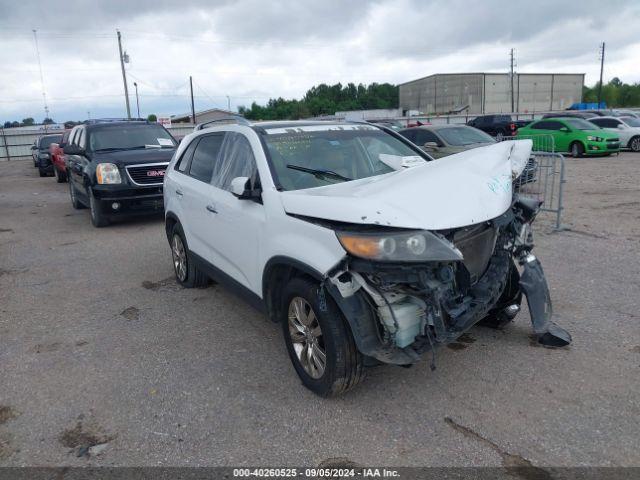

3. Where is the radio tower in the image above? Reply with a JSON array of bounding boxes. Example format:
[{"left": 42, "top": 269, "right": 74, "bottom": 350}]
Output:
[{"left": 32, "top": 30, "right": 50, "bottom": 123}]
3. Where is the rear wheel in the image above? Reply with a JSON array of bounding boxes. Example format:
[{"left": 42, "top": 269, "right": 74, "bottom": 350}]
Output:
[
  {"left": 570, "top": 141, "right": 584, "bottom": 158},
  {"left": 170, "top": 224, "right": 208, "bottom": 288},
  {"left": 629, "top": 136, "right": 640, "bottom": 152},
  {"left": 281, "top": 277, "right": 364, "bottom": 397},
  {"left": 88, "top": 187, "right": 109, "bottom": 228}
]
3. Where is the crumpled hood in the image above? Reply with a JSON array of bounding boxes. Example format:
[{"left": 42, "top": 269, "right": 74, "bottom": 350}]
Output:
[{"left": 280, "top": 139, "right": 532, "bottom": 230}]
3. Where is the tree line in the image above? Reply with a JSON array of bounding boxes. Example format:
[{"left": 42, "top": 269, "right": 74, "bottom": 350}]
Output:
[
  {"left": 582, "top": 77, "right": 640, "bottom": 108},
  {"left": 238, "top": 82, "right": 399, "bottom": 120}
]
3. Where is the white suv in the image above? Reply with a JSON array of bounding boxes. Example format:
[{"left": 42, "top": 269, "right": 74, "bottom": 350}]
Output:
[{"left": 164, "top": 119, "right": 571, "bottom": 397}]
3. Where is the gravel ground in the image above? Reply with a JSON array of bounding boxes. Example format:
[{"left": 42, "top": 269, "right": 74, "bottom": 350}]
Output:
[{"left": 0, "top": 153, "right": 638, "bottom": 469}]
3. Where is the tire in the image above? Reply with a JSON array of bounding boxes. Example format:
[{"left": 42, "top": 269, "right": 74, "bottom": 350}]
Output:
[
  {"left": 496, "top": 131, "right": 505, "bottom": 142},
  {"left": 281, "top": 277, "right": 364, "bottom": 397},
  {"left": 88, "top": 187, "right": 109, "bottom": 228},
  {"left": 68, "top": 178, "right": 85, "bottom": 209},
  {"left": 570, "top": 141, "right": 584, "bottom": 158},
  {"left": 170, "top": 223, "right": 208, "bottom": 288},
  {"left": 629, "top": 136, "right": 640, "bottom": 152},
  {"left": 38, "top": 167, "right": 47, "bottom": 177}
]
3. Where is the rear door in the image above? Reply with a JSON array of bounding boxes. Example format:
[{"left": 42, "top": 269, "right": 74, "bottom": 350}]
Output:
[{"left": 528, "top": 120, "right": 556, "bottom": 151}]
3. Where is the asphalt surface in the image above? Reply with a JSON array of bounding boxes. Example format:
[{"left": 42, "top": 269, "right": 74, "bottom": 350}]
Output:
[{"left": 0, "top": 154, "right": 639, "bottom": 469}]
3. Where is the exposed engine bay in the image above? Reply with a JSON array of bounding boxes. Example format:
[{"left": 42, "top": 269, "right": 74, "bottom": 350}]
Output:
[{"left": 323, "top": 194, "right": 572, "bottom": 366}]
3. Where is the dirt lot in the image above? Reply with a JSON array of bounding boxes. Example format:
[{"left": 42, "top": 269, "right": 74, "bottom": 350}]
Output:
[{"left": 0, "top": 153, "right": 639, "bottom": 469}]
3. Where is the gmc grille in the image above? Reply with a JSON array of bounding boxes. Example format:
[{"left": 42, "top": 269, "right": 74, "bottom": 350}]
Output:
[{"left": 125, "top": 163, "right": 169, "bottom": 186}]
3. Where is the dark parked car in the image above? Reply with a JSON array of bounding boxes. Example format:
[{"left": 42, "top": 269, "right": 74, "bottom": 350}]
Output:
[
  {"left": 64, "top": 120, "right": 177, "bottom": 227},
  {"left": 50, "top": 130, "right": 71, "bottom": 183},
  {"left": 542, "top": 112, "right": 594, "bottom": 120},
  {"left": 466, "top": 115, "right": 531, "bottom": 140},
  {"left": 31, "top": 134, "right": 63, "bottom": 176},
  {"left": 398, "top": 125, "right": 495, "bottom": 158}
]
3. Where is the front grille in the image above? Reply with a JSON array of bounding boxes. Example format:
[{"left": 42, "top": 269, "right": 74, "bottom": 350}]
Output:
[
  {"left": 452, "top": 224, "right": 497, "bottom": 284},
  {"left": 125, "top": 163, "right": 169, "bottom": 186},
  {"left": 607, "top": 138, "right": 619, "bottom": 142}
]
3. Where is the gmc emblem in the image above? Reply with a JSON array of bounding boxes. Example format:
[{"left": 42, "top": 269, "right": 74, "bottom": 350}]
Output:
[{"left": 146, "top": 170, "right": 165, "bottom": 177}]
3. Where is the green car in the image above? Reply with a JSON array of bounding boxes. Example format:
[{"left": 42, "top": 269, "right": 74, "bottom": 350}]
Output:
[{"left": 516, "top": 117, "right": 621, "bottom": 157}]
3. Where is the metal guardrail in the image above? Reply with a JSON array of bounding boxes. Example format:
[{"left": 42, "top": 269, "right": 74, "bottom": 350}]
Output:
[{"left": 0, "top": 124, "right": 197, "bottom": 161}]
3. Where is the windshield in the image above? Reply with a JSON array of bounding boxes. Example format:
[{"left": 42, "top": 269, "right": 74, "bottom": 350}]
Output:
[
  {"left": 39, "top": 135, "right": 63, "bottom": 149},
  {"left": 261, "top": 125, "right": 426, "bottom": 191},
  {"left": 565, "top": 118, "right": 600, "bottom": 130},
  {"left": 437, "top": 126, "right": 495, "bottom": 146},
  {"left": 88, "top": 125, "right": 176, "bottom": 151},
  {"left": 622, "top": 117, "right": 640, "bottom": 127}
]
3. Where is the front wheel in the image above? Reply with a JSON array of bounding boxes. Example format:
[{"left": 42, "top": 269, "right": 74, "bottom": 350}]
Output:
[
  {"left": 629, "top": 136, "right": 640, "bottom": 152},
  {"left": 570, "top": 142, "right": 584, "bottom": 158},
  {"left": 88, "top": 187, "right": 109, "bottom": 228},
  {"left": 281, "top": 277, "right": 364, "bottom": 397}
]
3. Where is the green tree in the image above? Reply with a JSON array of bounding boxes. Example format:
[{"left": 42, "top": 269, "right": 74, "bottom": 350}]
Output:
[
  {"left": 22, "top": 118, "right": 35, "bottom": 126},
  {"left": 147, "top": 114, "right": 157, "bottom": 122},
  {"left": 42, "top": 117, "right": 54, "bottom": 124}
]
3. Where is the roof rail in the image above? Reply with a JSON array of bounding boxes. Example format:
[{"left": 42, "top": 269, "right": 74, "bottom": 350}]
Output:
[
  {"left": 194, "top": 115, "right": 251, "bottom": 130},
  {"left": 84, "top": 118, "right": 147, "bottom": 124}
]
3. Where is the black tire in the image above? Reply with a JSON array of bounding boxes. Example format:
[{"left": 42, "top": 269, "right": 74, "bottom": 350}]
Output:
[
  {"left": 68, "top": 178, "right": 86, "bottom": 209},
  {"left": 170, "top": 223, "right": 208, "bottom": 288},
  {"left": 281, "top": 277, "right": 364, "bottom": 397},
  {"left": 38, "top": 167, "right": 47, "bottom": 177},
  {"left": 629, "top": 136, "right": 640, "bottom": 152},
  {"left": 88, "top": 187, "right": 109, "bottom": 228},
  {"left": 479, "top": 260, "right": 522, "bottom": 329},
  {"left": 570, "top": 141, "right": 584, "bottom": 158}
]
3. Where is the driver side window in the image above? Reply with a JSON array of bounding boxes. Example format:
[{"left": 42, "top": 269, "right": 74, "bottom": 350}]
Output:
[{"left": 212, "top": 132, "right": 259, "bottom": 192}]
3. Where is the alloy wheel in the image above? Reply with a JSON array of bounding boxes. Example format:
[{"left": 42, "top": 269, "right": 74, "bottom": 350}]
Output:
[
  {"left": 288, "top": 297, "right": 326, "bottom": 379},
  {"left": 171, "top": 234, "right": 188, "bottom": 282},
  {"left": 496, "top": 132, "right": 504, "bottom": 141},
  {"left": 631, "top": 137, "right": 640, "bottom": 152}
]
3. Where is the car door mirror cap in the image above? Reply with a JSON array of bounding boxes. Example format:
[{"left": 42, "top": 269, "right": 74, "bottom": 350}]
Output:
[
  {"left": 618, "top": 124, "right": 625, "bottom": 129},
  {"left": 230, "top": 176, "right": 261, "bottom": 201},
  {"left": 559, "top": 127, "right": 570, "bottom": 132}
]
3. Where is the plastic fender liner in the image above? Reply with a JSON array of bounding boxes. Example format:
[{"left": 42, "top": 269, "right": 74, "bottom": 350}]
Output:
[{"left": 520, "top": 255, "right": 572, "bottom": 347}]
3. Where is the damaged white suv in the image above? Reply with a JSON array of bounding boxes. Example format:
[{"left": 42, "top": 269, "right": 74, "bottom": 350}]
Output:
[{"left": 164, "top": 118, "right": 571, "bottom": 397}]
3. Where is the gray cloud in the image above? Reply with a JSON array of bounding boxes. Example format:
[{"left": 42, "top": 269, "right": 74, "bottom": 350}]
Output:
[{"left": 1, "top": 0, "right": 638, "bottom": 122}]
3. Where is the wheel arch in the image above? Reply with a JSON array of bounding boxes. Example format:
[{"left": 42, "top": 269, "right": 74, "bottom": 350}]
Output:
[
  {"left": 628, "top": 135, "right": 640, "bottom": 150},
  {"left": 165, "top": 211, "right": 180, "bottom": 242}
]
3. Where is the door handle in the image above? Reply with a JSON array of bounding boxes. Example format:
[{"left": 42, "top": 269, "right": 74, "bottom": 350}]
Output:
[
  {"left": 175, "top": 189, "right": 183, "bottom": 196},
  {"left": 206, "top": 204, "right": 218, "bottom": 214}
]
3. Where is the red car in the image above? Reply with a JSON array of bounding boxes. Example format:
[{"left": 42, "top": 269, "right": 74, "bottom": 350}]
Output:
[{"left": 49, "top": 130, "right": 71, "bottom": 183}]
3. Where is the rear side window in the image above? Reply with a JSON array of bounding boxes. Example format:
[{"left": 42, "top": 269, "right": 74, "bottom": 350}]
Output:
[
  {"left": 175, "top": 139, "right": 199, "bottom": 173},
  {"left": 413, "top": 129, "right": 440, "bottom": 146},
  {"left": 212, "top": 132, "right": 258, "bottom": 191},
  {"left": 531, "top": 121, "right": 553, "bottom": 130},
  {"left": 188, "top": 134, "right": 225, "bottom": 183}
]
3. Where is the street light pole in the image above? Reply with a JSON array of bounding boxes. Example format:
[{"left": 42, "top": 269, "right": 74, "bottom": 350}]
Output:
[
  {"left": 226, "top": 95, "right": 231, "bottom": 111},
  {"left": 133, "top": 82, "right": 140, "bottom": 118}
]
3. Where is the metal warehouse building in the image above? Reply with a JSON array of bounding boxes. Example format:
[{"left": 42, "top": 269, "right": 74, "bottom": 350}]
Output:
[{"left": 399, "top": 73, "right": 585, "bottom": 115}]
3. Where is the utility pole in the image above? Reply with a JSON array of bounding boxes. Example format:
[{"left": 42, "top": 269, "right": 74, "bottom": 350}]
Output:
[
  {"left": 597, "top": 42, "right": 605, "bottom": 110},
  {"left": 32, "top": 30, "right": 50, "bottom": 126},
  {"left": 133, "top": 82, "right": 140, "bottom": 118},
  {"left": 189, "top": 76, "right": 196, "bottom": 124},
  {"left": 117, "top": 30, "right": 131, "bottom": 119},
  {"left": 226, "top": 95, "right": 231, "bottom": 112},
  {"left": 509, "top": 48, "right": 515, "bottom": 113}
]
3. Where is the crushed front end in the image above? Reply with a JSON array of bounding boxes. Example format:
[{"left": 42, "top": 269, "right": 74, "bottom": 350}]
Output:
[{"left": 324, "top": 195, "right": 571, "bottom": 366}]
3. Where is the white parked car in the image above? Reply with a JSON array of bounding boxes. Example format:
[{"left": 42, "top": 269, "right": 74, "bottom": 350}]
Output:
[
  {"left": 163, "top": 118, "right": 570, "bottom": 396},
  {"left": 588, "top": 116, "right": 640, "bottom": 151}
]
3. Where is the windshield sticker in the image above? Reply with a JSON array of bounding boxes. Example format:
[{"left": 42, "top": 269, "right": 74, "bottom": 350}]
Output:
[
  {"left": 157, "top": 138, "right": 173, "bottom": 146},
  {"left": 378, "top": 154, "right": 425, "bottom": 170},
  {"left": 264, "top": 124, "right": 378, "bottom": 134}
]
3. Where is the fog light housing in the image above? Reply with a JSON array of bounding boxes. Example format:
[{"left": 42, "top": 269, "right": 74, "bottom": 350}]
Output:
[{"left": 111, "top": 202, "right": 120, "bottom": 210}]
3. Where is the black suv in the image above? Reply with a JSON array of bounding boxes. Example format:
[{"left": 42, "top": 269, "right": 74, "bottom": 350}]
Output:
[
  {"left": 63, "top": 120, "right": 177, "bottom": 227},
  {"left": 31, "top": 133, "right": 63, "bottom": 176}
]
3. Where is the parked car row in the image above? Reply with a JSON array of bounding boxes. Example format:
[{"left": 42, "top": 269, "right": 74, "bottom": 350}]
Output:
[{"left": 31, "top": 116, "right": 572, "bottom": 397}]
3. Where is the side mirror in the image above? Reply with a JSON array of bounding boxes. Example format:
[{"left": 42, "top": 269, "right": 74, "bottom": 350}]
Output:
[
  {"left": 31, "top": 145, "right": 38, "bottom": 150},
  {"left": 423, "top": 141, "right": 439, "bottom": 149},
  {"left": 63, "top": 144, "right": 85, "bottom": 155},
  {"left": 230, "top": 176, "right": 261, "bottom": 201},
  {"left": 559, "top": 127, "right": 569, "bottom": 132},
  {"left": 618, "top": 124, "right": 626, "bottom": 129}
]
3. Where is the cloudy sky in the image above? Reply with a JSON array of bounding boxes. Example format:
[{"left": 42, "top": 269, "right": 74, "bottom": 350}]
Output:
[{"left": 1, "top": 0, "right": 639, "bottom": 123}]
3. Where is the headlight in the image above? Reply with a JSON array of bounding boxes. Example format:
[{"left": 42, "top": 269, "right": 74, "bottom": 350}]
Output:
[
  {"left": 336, "top": 230, "right": 463, "bottom": 262},
  {"left": 587, "top": 136, "right": 603, "bottom": 142},
  {"left": 39, "top": 152, "right": 50, "bottom": 158},
  {"left": 96, "top": 163, "right": 122, "bottom": 184}
]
